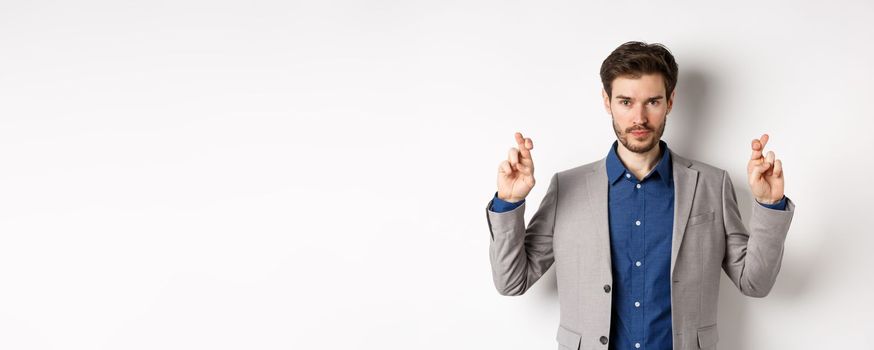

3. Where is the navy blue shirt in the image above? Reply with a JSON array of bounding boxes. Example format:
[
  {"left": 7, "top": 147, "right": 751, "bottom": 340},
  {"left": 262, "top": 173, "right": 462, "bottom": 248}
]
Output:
[
  {"left": 604, "top": 140, "right": 675, "bottom": 349},
  {"left": 489, "top": 141, "right": 786, "bottom": 349}
]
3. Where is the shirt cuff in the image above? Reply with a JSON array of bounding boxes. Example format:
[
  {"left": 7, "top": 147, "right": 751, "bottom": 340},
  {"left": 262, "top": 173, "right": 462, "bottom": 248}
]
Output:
[
  {"left": 490, "top": 192, "right": 525, "bottom": 213},
  {"left": 756, "top": 195, "right": 787, "bottom": 210}
]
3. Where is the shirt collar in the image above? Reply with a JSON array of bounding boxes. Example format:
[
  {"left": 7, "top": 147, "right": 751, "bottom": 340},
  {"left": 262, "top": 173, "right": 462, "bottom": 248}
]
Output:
[{"left": 606, "top": 139, "right": 672, "bottom": 187}]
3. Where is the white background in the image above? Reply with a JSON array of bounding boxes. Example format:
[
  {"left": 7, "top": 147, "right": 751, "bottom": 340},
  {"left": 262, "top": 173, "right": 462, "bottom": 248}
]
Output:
[{"left": 1, "top": 0, "right": 872, "bottom": 349}]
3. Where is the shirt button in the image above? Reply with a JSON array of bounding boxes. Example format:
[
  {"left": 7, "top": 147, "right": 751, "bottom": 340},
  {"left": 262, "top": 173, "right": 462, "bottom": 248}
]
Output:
[
  {"left": 625, "top": 173, "right": 631, "bottom": 178},
  {"left": 635, "top": 220, "right": 641, "bottom": 226},
  {"left": 635, "top": 343, "right": 641, "bottom": 348},
  {"left": 635, "top": 301, "right": 641, "bottom": 307},
  {"left": 603, "top": 284, "right": 611, "bottom": 293},
  {"left": 635, "top": 261, "right": 642, "bottom": 267},
  {"left": 636, "top": 184, "right": 641, "bottom": 189},
  {"left": 600, "top": 336, "right": 609, "bottom": 344}
]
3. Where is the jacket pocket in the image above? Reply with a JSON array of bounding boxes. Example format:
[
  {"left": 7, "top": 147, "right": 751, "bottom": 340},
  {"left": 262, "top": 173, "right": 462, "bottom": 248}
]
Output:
[
  {"left": 556, "top": 325, "right": 581, "bottom": 350},
  {"left": 697, "top": 323, "right": 719, "bottom": 349},
  {"left": 688, "top": 210, "right": 715, "bottom": 226}
]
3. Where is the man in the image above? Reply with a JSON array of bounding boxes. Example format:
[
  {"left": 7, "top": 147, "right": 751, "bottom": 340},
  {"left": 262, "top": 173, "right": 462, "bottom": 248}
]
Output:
[{"left": 485, "top": 41, "right": 795, "bottom": 350}]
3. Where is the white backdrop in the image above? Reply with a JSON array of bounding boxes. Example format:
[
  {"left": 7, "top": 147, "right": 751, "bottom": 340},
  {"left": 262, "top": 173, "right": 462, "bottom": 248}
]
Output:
[{"left": 1, "top": 0, "right": 872, "bottom": 349}]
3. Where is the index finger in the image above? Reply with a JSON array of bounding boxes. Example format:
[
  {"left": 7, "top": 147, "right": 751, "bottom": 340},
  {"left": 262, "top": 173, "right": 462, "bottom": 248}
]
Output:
[
  {"left": 515, "top": 132, "right": 533, "bottom": 159},
  {"left": 750, "top": 133, "right": 770, "bottom": 160},
  {"left": 750, "top": 138, "right": 762, "bottom": 160}
]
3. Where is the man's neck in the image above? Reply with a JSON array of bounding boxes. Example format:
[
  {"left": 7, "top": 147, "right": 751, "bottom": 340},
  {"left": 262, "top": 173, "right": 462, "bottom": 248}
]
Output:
[{"left": 616, "top": 141, "right": 662, "bottom": 181}]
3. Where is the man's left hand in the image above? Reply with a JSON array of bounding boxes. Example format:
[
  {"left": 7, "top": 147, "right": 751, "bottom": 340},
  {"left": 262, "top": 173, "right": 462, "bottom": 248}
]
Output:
[{"left": 747, "top": 133, "right": 785, "bottom": 204}]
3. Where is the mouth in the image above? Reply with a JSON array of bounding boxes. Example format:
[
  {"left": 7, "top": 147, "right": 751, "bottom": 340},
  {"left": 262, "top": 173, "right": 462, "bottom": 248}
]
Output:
[{"left": 630, "top": 130, "right": 650, "bottom": 137}]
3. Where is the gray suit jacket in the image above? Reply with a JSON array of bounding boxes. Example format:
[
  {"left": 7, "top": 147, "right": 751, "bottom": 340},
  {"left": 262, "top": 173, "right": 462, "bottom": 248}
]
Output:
[{"left": 485, "top": 149, "right": 795, "bottom": 350}]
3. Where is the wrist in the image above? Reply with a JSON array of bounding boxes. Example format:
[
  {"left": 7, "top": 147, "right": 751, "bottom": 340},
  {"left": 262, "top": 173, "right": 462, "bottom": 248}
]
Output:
[
  {"left": 497, "top": 194, "right": 525, "bottom": 203},
  {"left": 755, "top": 195, "right": 783, "bottom": 205}
]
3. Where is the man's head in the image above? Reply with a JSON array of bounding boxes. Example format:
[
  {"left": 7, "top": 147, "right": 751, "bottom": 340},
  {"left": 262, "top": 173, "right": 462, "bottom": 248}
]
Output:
[{"left": 600, "top": 41, "right": 678, "bottom": 154}]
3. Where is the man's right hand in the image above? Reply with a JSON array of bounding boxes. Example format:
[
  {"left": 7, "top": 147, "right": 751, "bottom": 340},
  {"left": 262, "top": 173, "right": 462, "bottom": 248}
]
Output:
[{"left": 497, "top": 132, "right": 536, "bottom": 202}]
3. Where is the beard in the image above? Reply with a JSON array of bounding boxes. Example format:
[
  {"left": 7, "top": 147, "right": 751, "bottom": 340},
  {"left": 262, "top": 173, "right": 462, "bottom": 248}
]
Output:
[{"left": 611, "top": 114, "right": 667, "bottom": 154}]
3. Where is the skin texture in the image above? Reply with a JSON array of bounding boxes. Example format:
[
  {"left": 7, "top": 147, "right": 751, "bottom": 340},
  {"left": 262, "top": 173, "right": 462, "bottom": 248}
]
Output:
[
  {"left": 497, "top": 73, "right": 785, "bottom": 205},
  {"left": 747, "top": 133, "right": 785, "bottom": 204},
  {"left": 496, "top": 132, "right": 534, "bottom": 203},
  {"left": 602, "top": 73, "right": 673, "bottom": 181}
]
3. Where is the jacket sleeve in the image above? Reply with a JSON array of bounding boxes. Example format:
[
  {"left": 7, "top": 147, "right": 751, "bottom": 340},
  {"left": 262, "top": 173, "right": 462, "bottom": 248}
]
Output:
[
  {"left": 485, "top": 173, "right": 559, "bottom": 296},
  {"left": 721, "top": 170, "right": 795, "bottom": 297}
]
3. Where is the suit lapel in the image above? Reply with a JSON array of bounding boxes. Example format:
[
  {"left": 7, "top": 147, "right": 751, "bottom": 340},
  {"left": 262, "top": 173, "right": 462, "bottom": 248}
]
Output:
[
  {"left": 670, "top": 151, "right": 698, "bottom": 278},
  {"left": 584, "top": 158, "right": 612, "bottom": 277},
  {"left": 579, "top": 151, "right": 698, "bottom": 280}
]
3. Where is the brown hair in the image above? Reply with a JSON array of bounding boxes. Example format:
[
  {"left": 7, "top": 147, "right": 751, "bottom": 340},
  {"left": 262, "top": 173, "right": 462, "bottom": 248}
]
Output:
[{"left": 600, "top": 41, "right": 678, "bottom": 99}]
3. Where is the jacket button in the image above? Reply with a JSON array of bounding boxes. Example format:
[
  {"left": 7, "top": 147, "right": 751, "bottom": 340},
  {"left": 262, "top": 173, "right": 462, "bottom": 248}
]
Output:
[
  {"left": 603, "top": 284, "right": 611, "bottom": 293},
  {"left": 600, "top": 336, "right": 609, "bottom": 344}
]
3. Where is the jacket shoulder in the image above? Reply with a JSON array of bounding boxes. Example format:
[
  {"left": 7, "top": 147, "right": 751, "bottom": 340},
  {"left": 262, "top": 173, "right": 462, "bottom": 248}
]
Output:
[
  {"left": 556, "top": 157, "right": 605, "bottom": 178},
  {"left": 676, "top": 152, "right": 728, "bottom": 180},
  {"left": 547, "top": 157, "right": 606, "bottom": 189}
]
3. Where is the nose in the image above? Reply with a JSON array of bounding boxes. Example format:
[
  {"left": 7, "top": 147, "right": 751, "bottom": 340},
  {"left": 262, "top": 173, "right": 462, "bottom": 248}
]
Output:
[{"left": 631, "top": 103, "right": 648, "bottom": 127}]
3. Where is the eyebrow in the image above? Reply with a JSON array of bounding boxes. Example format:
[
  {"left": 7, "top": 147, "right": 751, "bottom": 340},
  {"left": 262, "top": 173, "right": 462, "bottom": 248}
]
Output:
[{"left": 615, "top": 95, "right": 665, "bottom": 101}]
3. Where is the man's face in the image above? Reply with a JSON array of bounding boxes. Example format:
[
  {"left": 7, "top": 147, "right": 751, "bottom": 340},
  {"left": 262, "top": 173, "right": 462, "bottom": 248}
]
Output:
[{"left": 602, "top": 73, "right": 674, "bottom": 154}]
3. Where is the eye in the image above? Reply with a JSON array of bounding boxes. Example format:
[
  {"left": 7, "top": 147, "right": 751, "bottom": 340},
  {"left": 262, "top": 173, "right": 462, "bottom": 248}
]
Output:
[
  {"left": 649, "top": 100, "right": 660, "bottom": 106},
  {"left": 620, "top": 100, "right": 631, "bottom": 106}
]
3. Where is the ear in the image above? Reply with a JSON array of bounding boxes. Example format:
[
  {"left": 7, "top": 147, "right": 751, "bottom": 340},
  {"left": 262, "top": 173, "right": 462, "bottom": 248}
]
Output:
[
  {"left": 666, "top": 89, "right": 676, "bottom": 115},
  {"left": 602, "top": 88, "right": 611, "bottom": 115}
]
